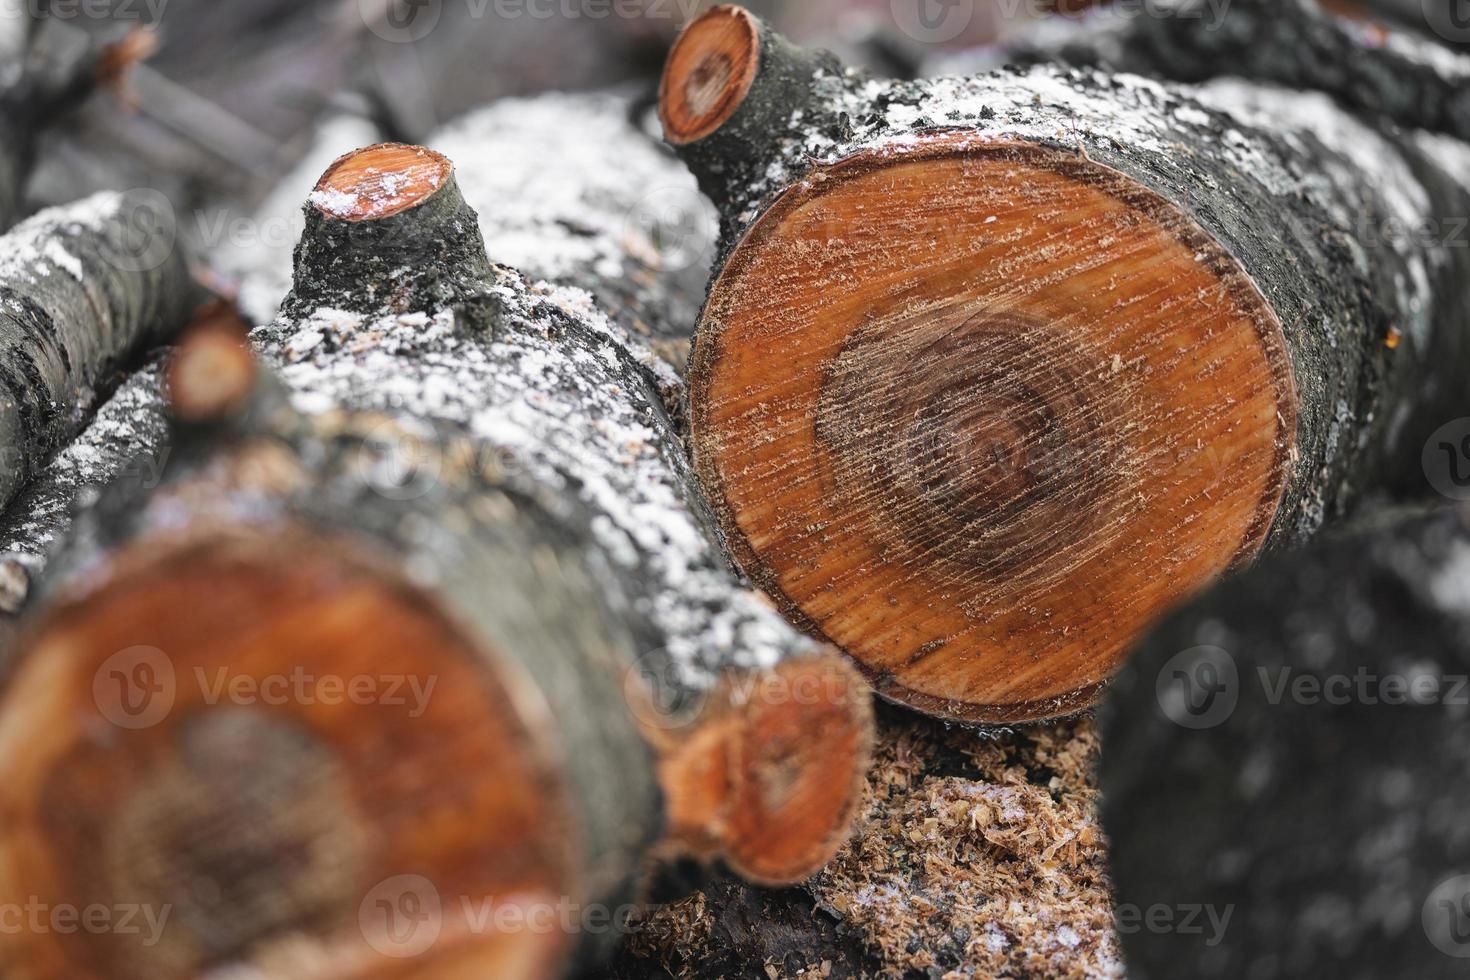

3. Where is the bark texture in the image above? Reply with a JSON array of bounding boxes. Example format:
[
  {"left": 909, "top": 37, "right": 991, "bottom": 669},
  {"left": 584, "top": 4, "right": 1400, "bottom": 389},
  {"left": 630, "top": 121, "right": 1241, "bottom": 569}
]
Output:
[
  {"left": 1100, "top": 504, "right": 1470, "bottom": 980},
  {"left": 0, "top": 190, "right": 197, "bottom": 511},
  {"left": 928, "top": 0, "right": 1470, "bottom": 142},
  {"left": 430, "top": 91, "right": 713, "bottom": 376}
]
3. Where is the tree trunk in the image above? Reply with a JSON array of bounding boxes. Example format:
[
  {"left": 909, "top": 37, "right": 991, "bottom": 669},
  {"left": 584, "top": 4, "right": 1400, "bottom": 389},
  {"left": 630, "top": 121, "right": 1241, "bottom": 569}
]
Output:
[
  {"left": 0, "top": 142, "right": 872, "bottom": 979},
  {"left": 607, "top": 707, "right": 1119, "bottom": 980},
  {"left": 932, "top": 0, "right": 1470, "bottom": 142},
  {"left": 0, "top": 189, "right": 200, "bottom": 512},
  {"left": 1100, "top": 502, "right": 1470, "bottom": 980},
  {"left": 657, "top": 5, "right": 1470, "bottom": 725}
]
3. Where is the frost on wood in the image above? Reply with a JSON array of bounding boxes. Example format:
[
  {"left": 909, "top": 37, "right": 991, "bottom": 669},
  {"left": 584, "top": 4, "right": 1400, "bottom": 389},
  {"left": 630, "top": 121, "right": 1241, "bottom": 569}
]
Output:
[
  {"left": 430, "top": 92, "right": 714, "bottom": 373},
  {"left": 1102, "top": 504, "right": 1470, "bottom": 979},
  {"left": 215, "top": 115, "right": 384, "bottom": 325},
  {"left": 0, "top": 190, "right": 194, "bottom": 512},
  {"left": 616, "top": 713, "right": 1120, "bottom": 979},
  {"left": 0, "top": 359, "right": 168, "bottom": 615},
  {"left": 252, "top": 271, "right": 811, "bottom": 694},
  {"left": 926, "top": 0, "right": 1470, "bottom": 141}
]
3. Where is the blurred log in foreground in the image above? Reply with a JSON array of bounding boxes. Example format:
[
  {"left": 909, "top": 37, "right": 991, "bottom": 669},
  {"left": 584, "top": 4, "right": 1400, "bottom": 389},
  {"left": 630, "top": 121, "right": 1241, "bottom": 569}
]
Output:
[
  {"left": 1102, "top": 504, "right": 1470, "bottom": 979},
  {"left": 0, "top": 142, "right": 871, "bottom": 979},
  {"left": 657, "top": 4, "right": 1470, "bottom": 725}
]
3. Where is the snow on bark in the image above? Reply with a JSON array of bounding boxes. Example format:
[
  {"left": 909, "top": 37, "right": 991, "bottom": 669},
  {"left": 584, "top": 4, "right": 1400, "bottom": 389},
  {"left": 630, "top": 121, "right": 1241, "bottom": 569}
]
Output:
[{"left": 0, "top": 190, "right": 195, "bottom": 511}]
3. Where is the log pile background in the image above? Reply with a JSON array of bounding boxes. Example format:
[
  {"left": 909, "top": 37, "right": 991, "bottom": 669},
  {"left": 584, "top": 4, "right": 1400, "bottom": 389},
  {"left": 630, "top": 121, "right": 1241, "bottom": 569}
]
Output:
[{"left": 0, "top": 0, "right": 1467, "bottom": 978}]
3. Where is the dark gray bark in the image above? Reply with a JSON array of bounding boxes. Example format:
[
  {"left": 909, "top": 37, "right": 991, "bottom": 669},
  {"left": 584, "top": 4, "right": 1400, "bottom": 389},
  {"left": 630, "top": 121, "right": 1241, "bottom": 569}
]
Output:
[
  {"left": 1100, "top": 503, "right": 1470, "bottom": 980},
  {"left": 670, "top": 17, "right": 1470, "bottom": 544},
  {"left": 930, "top": 0, "right": 1470, "bottom": 142},
  {"left": 0, "top": 189, "right": 198, "bottom": 511}
]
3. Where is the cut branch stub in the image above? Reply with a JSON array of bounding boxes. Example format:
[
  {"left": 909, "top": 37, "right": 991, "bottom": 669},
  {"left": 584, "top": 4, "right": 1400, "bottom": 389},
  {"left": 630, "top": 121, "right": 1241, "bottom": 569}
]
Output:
[
  {"left": 658, "top": 5, "right": 760, "bottom": 146},
  {"left": 284, "top": 142, "right": 491, "bottom": 319},
  {"left": 664, "top": 7, "right": 1470, "bottom": 723}
]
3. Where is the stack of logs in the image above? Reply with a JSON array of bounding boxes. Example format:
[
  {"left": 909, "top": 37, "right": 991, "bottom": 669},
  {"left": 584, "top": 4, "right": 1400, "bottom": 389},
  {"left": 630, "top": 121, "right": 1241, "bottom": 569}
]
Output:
[{"left": 0, "top": 0, "right": 1467, "bottom": 977}]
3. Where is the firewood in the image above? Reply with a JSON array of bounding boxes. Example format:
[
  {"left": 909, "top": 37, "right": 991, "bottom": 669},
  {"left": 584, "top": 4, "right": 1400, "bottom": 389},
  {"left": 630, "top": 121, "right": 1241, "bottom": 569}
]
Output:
[
  {"left": 0, "top": 143, "right": 872, "bottom": 978},
  {"left": 1100, "top": 503, "right": 1470, "bottom": 979},
  {"left": 0, "top": 190, "right": 199, "bottom": 513},
  {"left": 930, "top": 0, "right": 1470, "bottom": 142},
  {"left": 430, "top": 91, "right": 713, "bottom": 377},
  {"left": 657, "top": 5, "right": 1470, "bottom": 725}
]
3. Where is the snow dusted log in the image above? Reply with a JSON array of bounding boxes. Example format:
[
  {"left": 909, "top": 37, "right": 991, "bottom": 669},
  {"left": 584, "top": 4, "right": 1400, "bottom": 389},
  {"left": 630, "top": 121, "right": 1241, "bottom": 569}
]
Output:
[
  {"left": 431, "top": 92, "right": 714, "bottom": 376},
  {"left": 0, "top": 143, "right": 871, "bottom": 977},
  {"left": 1101, "top": 503, "right": 1470, "bottom": 979},
  {"left": 659, "top": 6, "right": 1470, "bottom": 724},
  {"left": 929, "top": 0, "right": 1470, "bottom": 142},
  {"left": 0, "top": 189, "right": 197, "bottom": 512}
]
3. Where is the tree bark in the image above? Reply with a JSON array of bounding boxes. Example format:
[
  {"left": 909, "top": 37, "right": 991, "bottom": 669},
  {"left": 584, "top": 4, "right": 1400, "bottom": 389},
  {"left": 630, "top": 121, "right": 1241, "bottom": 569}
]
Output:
[
  {"left": 657, "top": 5, "right": 1470, "bottom": 725},
  {"left": 0, "top": 189, "right": 199, "bottom": 512},
  {"left": 430, "top": 90, "right": 714, "bottom": 378},
  {"left": 0, "top": 142, "right": 872, "bottom": 979},
  {"left": 929, "top": 0, "right": 1470, "bottom": 141},
  {"left": 1100, "top": 503, "right": 1470, "bottom": 980}
]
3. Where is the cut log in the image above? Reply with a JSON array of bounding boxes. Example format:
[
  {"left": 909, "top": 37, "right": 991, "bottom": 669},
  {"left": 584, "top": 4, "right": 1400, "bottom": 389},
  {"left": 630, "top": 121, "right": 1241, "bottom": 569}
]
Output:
[
  {"left": 609, "top": 708, "right": 1118, "bottom": 979},
  {"left": 0, "top": 143, "right": 872, "bottom": 978},
  {"left": 0, "top": 189, "right": 199, "bottom": 513},
  {"left": 929, "top": 0, "right": 1470, "bottom": 142},
  {"left": 659, "top": 5, "right": 1470, "bottom": 724},
  {"left": 1100, "top": 503, "right": 1470, "bottom": 979},
  {"left": 430, "top": 91, "right": 714, "bottom": 376}
]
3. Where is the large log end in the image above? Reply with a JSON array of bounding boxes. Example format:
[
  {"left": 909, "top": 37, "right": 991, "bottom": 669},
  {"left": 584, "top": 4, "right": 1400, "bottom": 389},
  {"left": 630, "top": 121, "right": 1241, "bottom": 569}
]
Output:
[
  {"left": 0, "top": 531, "right": 577, "bottom": 979},
  {"left": 690, "top": 134, "right": 1297, "bottom": 723}
]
